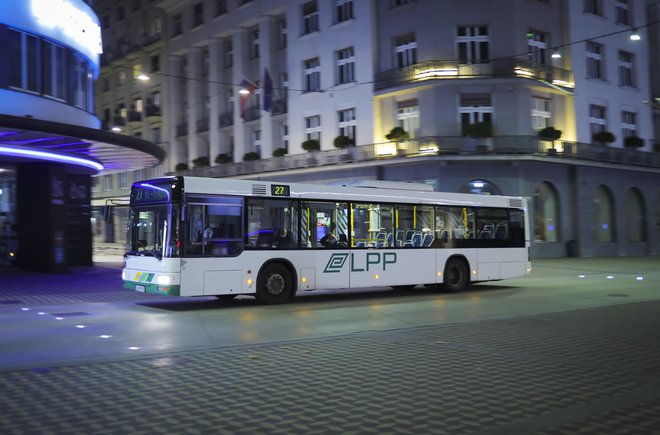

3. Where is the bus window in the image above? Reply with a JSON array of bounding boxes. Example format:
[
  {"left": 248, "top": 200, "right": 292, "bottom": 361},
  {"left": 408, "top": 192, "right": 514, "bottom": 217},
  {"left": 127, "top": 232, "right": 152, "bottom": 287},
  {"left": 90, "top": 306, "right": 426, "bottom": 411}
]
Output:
[
  {"left": 246, "top": 198, "right": 299, "bottom": 249},
  {"left": 396, "top": 205, "right": 434, "bottom": 247},
  {"left": 204, "top": 202, "right": 243, "bottom": 256},
  {"left": 351, "top": 203, "right": 394, "bottom": 247},
  {"left": 302, "top": 201, "right": 349, "bottom": 248},
  {"left": 433, "top": 206, "right": 476, "bottom": 248}
]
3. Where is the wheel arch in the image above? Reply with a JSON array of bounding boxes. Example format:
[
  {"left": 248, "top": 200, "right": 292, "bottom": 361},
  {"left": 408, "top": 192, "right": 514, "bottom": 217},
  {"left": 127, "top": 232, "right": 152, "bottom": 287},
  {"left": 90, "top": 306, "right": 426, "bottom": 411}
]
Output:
[{"left": 257, "top": 258, "right": 298, "bottom": 292}]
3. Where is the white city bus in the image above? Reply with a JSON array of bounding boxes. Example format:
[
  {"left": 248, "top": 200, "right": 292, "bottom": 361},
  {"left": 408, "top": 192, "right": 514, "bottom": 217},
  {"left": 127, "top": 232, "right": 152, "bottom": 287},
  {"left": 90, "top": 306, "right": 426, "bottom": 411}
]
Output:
[{"left": 122, "top": 176, "right": 531, "bottom": 304}]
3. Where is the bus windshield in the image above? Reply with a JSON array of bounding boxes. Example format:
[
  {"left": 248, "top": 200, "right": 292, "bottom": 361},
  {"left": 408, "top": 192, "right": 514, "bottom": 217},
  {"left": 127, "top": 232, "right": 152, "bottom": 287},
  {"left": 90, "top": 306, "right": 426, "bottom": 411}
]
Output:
[{"left": 126, "top": 204, "right": 181, "bottom": 258}]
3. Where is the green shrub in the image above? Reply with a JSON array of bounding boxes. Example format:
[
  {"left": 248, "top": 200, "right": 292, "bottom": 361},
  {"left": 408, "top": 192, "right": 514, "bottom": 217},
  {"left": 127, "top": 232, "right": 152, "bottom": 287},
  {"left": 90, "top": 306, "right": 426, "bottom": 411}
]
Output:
[
  {"left": 464, "top": 122, "right": 493, "bottom": 138},
  {"left": 302, "top": 139, "right": 320, "bottom": 151},
  {"left": 272, "top": 148, "right": 287, "bottom": 157},
  {"left": 214, "top": 153, "right": 232, "bottom": 164},
  {"left": 175, "top": 163, "right": 188, "bottom": 171},
  {"left": 624, "top": 136, "right": 644, "bottom": 148},
  {"left": 385, "top": 127, "right": 409, "bottom": 142},
  {"left": 192, "top": 156, "right": 210, "bottom": 167},
  {"left": 592, "top": 131, "right": 616, "bottom": 145},
  {"left": 333, "top": 135, "right": 354, "bottom": 148},
  {"left": 538, "top": 127, "right": 562, "bottom": 141},
  {"left": 243, "top": 151, "right": 260, "bottom": 161}
]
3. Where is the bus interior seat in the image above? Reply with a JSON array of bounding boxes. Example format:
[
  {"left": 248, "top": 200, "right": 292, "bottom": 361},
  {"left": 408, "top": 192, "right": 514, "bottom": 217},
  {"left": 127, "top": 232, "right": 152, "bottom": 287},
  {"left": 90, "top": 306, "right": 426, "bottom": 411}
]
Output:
[
  {"left": 338, "top": 233, "right": 348, "bottom": 244},
  {"left": 495, "top": 223, "right": 507, "bottom": 239},
  {"left": 422, "top": 233, "right": 434, "bottom": 247},
  {"left": 480, "top": 230, "right": 492, "bottom": 239},
  {"left": 411, "top": 232, "right": 422, "bottom": 247}
]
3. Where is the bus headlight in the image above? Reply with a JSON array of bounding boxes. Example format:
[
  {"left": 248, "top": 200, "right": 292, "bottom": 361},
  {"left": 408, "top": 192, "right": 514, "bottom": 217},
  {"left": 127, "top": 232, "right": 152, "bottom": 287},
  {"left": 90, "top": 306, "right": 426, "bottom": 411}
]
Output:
[{"left": 158, "top": 275, "right": 171, "bottom": 285}]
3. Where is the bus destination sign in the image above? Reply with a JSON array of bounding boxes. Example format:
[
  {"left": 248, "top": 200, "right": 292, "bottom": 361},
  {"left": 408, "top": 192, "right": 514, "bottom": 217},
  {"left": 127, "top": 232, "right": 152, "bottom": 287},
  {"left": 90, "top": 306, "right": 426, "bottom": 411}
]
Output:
[{"left": 271, "top": 184, "right": 290, "bottom": 197}]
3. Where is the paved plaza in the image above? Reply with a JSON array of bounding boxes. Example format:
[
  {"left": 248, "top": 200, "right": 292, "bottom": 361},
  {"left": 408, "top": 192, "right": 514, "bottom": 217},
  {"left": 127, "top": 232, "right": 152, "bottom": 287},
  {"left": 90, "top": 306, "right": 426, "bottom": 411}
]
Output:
[{"left": 1, "top": 257, "right": 659, "bottom": 434}]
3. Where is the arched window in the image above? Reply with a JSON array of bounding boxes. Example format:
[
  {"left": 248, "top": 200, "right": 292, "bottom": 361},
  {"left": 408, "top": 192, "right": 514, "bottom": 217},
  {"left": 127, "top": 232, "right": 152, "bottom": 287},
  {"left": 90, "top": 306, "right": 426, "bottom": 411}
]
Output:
[
  {"left": 625, "top": 188, "right": 646, "bottom": 242},
  {"left": 459, "top": 179, "right": 501, "bottom": 195},
  {"left": 533, "top": 181, "right": 559, "bottom": 243},
  {"left": 594, "top": 185, "right": 615, "bottom": 242}
]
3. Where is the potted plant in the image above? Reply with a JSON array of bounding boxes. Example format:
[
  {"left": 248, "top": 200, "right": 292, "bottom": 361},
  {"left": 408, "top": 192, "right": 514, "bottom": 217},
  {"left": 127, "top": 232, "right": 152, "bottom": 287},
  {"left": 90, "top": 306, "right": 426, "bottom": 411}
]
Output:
[
  {"left": 538, "top": 127, "right": 562, "bottom": 155},
  {"left": 175, "top": 162, "right": 188, "bottom": 171},
  {"left": 385, "top": 127, "right": 409, "bottom": 156},
  {"left": 301, "top": 139, "right": 320, "bottom": 152},
  {"left": 192, "top": 156, "right": 210, "bottom": 167},
  {"left": 243, "top": 151, "right": 260, "bottom": 161},
  {"left": 272, "top": 147, "right": 287, "bottom": 157},
  {"left": 215, "top": 153, "right": 232, "bottom": 164},
  {"left": 624, "top": 136, "right": 644, "bottom": 149},
  {"left": 334, "top": 135, "right": 355, "bottom": 161},
  {"left": 592, "top": 131, "right": 616, "bottom": 146},
  {"left": 464, "top": 122, "right": 493, "bottom": 153}
]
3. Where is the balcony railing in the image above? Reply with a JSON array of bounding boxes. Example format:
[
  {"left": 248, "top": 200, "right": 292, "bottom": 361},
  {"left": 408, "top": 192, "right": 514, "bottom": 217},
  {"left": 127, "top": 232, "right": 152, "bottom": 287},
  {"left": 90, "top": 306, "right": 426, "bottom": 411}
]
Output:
[
  {"left": 196, "top": 117, "right": 209, "bottom": 133},
  {"left": 176, "top": 123, "right": 188, "bottom": 137},
  {"left": 374, "top": 58, "right": 574, "bottom": 90},
  {"left": 242, "top": 105, "right": 261, "bottom": 122},
  {"left": 271, "top": 98, "right": 288, "bottom": 115},
  {"left": 169, "top": 136, "right": 660, "bottom": 178},
  {"left": 219, "top": 112, "right": 233, "bottom": 127}
]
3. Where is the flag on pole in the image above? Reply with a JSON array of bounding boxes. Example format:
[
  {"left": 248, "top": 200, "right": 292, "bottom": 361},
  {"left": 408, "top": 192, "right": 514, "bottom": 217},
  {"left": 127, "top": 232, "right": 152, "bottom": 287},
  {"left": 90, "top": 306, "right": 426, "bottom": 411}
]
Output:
[
  {"left": 239, "top": 78, "right": 257, "bottom": 119},
  {"left": 263, "top": 68, "right": 273, "bottom": 113}
]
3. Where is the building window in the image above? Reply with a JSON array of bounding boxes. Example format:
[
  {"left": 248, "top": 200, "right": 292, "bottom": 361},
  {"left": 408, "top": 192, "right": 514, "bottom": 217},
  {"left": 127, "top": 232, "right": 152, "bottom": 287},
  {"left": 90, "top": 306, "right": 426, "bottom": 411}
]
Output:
[
  {"left": 279, "top": 18, "right": 287, "bottom": 49},
  {"left": 584, "top": 0, "right": 603, "bottom": 16},
  {"left": 133, "top": 97, "right": 143, "bottom": 113},
  {"left": 305, "top": 115, "right": 321, "bottom": 142},
  {"left": 150, "top": 18, "right": 162, "bottom": 36},
  {"left": 281, "top": 124, "right": 289, "bottom": 151},
  {"left": 338, "top": 108, "right": 356, "bottom": 142},
  {"left": 214, "top": 0, "right": 227, "bottom": 17},
  {"left": 336, "top": 47, "right": 355, "bottom": 84},
  {"left": 594, "top": 185, "right": 615, "bottom": 242},
  {"left": 302, "top": 1, "right": 319, "bottom": 34},
  {"left": 621, "top": 111, "right": 637, "bottom": 138},
  {"left": 202, "top": 47, "right": 210, "bottom": 76},
  {"left": 390, "top": 0, "right": 415, "bottom": 7},
  {"left": 253, "top": 129, "right": 262, "bottom": 156},
  {"left": 192, "top": 3, "right": 204, "bottom": 27},
  {"left": 531, "top": 97, "right": 551, "bottom": 131},
  {"left": 397, "top": 100, "right": 419, "bottom": 138},
  {"left": 281, "top": 72, "right": 289, "bottom": 98},
  {"left": 117, "top": 6, "right": 125, "bottom": 21},
  {"left": 152, "top": 127, "right": 161, "bottom": 144},
  {"left": 304, "top": 57, "right": 321, "bottom": 92},
  {"left": 151, "top": 55, "right": 160, "bottom": 72},
  {"left": 616, "top": 0, "right": 631, "bottom": 25},
  {"left": 589, "top": 104, "right": 607, "bottom": 136},
  {"left": 586, "top": 41, "right": 604, "bottom": 79},
  {"left": 103, "top": 175, "right": 114, "bottom": 191},
  {"left": 533, "top": 182, "right": 560, "bottom": 243},
  {"left": 459, "top": 94, "right": 492, "bottom": 136},
  {"left": 618, "top": 50, "right": 634, "bottom": 87},
  {"left": 172, "top": 13, "right": 183, "bottom": 37},
  {"left": 395, "top": 34, "right": 417, "bottom": 68},
  {"left": 224, "top": 39, "right": 233, "bottom": 68},
  {"left": 336, "top": 0, "right": 354, "bottom": 23},
  {"left": 250, "top": 30, "right": 259, "bottom": 59},
  {"left": 527, "top": 30, "right": 547, "bottom": 65},
  {"left": 118, "top": 172, "right": 129, "bottom": 190},
  {"left": 457, "top": 26, "right": 489, "bottom": 64},
  {"left": 152, "top": 91, "right": 161, "bottom": 107},
  {"left": 626, "top": 187, "right": 646, "bottom": 242}
]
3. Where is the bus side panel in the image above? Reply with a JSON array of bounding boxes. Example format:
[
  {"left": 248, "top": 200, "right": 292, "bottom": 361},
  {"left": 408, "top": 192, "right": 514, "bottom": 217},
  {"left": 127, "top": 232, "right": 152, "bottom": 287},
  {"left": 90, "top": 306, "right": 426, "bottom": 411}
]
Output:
[
  {"left": 476, "top": 248, "right": 529, "bottom": 281},
  {"left": 313, "top": 249, "right": 351, "bottom": 290},
  {"left": 347, "top": 249, "right": 437, "bottom": 288}
]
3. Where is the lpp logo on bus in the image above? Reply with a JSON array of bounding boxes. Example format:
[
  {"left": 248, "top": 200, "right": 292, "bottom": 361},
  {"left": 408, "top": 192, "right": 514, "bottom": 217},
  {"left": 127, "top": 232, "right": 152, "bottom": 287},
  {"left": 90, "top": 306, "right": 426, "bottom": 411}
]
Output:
[{"left": 324, "top": 252, "right": 397, "bottom": 273}]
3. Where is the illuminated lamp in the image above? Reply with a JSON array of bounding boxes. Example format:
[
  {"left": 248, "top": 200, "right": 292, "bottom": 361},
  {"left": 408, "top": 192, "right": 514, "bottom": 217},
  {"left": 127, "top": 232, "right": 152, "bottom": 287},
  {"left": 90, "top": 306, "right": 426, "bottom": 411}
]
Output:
[
  {"left": 0, "top": 145, "right": 103, "bottom": 171},
  {"left": 629, "top": 29, "right": 641, "bottom": 41}
]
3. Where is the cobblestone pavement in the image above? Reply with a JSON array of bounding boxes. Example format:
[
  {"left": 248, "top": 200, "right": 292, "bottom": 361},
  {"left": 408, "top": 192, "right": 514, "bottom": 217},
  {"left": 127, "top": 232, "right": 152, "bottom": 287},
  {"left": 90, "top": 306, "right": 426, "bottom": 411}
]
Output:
[{"left": 1, "top": 300, "right": 660, "bottom": 434}]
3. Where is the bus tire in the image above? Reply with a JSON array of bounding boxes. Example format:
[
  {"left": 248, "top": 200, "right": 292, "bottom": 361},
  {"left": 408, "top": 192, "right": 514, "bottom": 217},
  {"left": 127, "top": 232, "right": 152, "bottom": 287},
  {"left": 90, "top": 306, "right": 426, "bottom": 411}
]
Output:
[
  {"left": 256, "top": 263, "right": 294, "bottom": 305},
  {"left": 442, "top": 258, "right": 469, "bottom": 293}
]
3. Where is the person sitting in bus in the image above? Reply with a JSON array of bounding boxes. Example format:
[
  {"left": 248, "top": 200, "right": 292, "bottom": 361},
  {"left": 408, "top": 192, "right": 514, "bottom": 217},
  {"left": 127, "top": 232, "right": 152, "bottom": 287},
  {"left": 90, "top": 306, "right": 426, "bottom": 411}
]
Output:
[
  {"left": 273, "top": 228, "right": 295, "bottom": 249},
  {"left": 321, "top": 233, "right": 347, "bottom": 248}
]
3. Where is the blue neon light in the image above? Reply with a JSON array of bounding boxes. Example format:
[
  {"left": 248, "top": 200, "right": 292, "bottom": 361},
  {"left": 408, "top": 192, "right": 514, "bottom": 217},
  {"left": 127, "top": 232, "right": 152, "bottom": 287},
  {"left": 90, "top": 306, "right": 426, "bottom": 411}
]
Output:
[{"left": 0, "top": 146, "right": 103, "bottom": 171}]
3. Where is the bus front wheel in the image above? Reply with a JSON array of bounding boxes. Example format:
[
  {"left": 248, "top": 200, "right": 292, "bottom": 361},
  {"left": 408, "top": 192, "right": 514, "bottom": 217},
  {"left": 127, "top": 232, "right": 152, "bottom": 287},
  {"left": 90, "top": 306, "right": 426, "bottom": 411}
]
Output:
[
  {"left": 442, "top": 258, "right": 469, "bottom": 293},
  {"left": 256, "top": 263, "right": 294, "bottom": 305}
]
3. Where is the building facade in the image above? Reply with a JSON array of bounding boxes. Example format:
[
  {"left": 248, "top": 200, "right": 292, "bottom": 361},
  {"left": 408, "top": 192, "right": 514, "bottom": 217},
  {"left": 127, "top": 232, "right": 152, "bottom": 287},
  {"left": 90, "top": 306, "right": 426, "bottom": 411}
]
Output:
[{"left": 93, "top": 0, "right": 660, "bottom": 259}]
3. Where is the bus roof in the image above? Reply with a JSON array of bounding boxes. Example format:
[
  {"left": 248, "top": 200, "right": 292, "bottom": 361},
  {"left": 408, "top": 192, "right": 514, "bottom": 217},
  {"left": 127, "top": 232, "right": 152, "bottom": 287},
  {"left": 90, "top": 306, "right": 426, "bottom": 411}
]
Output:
[{"left": 139, "top": 176, "right": 525, "bottom": 209}]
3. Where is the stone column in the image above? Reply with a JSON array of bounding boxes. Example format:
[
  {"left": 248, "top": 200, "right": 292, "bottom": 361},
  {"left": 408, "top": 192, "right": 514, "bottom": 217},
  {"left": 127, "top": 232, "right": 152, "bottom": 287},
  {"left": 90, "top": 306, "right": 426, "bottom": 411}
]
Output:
[
  {"left": 232, "top": 27, "right": 248, "bottom": 162},
  {"left": 209, "top": 38, "right": 223, "bottom": 165},
  {"left": 166, "top": 55, "right": 185, "bottom": 170},
  {"left": 186, "top": 47, "right": 204, "bottom": 163},
  {"left": 259, "top": 15, "right": 277, "bottom": 159}
]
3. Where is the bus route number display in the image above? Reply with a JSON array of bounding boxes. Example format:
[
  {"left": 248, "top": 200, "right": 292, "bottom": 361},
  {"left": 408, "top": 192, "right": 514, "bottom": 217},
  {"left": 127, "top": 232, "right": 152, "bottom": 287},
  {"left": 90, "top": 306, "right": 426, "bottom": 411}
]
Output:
[{"left": 271, "top": 184, "right": 290, "bottom": 197}]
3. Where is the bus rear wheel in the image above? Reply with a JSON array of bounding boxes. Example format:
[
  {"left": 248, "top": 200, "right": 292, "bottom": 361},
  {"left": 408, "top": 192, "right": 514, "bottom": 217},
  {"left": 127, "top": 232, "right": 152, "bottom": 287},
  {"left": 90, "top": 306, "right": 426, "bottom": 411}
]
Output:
[
  {"left": 256, "top": 263, "right": 294, "bottom": 305},
  {"left": 442, "top": 258, "right": 469, "bottom": 293}
]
